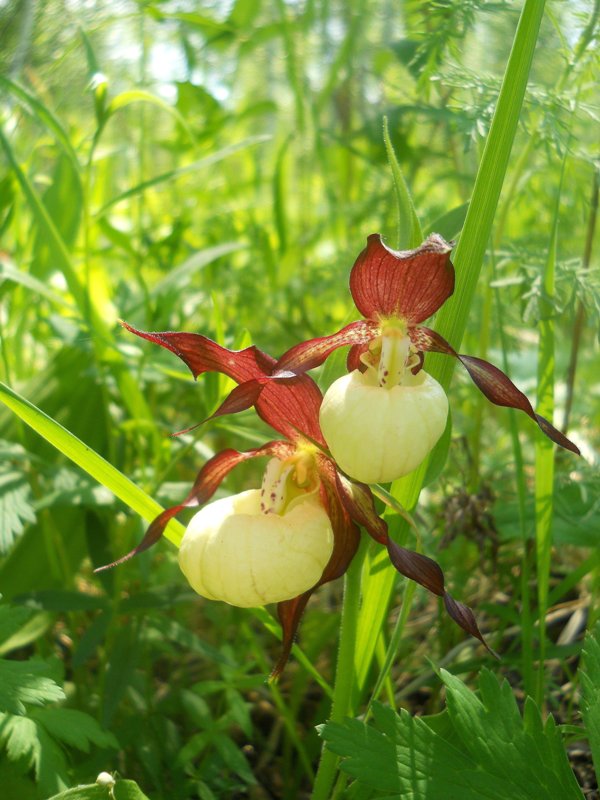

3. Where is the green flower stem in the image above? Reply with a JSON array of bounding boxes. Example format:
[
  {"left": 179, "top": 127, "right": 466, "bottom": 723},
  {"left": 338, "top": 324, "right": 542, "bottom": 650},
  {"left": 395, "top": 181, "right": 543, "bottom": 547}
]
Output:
[
  {"left": 312, "top": 537, "right": 367, "bottom": 800},
  {"left": 354, "top": 0, "right": 547, "bottom": 704}
]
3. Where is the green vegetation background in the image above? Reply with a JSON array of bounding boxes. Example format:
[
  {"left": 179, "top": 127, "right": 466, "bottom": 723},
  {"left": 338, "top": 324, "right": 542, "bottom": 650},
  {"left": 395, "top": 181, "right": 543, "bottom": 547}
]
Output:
[{"left": 0, "top": 0, "right": 598, "bottom": 798}]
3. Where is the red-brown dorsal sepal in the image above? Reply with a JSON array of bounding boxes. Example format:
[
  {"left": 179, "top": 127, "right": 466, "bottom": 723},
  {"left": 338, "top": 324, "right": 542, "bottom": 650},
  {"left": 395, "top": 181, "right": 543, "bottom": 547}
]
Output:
[{"left": 349, "top": 233, "right": 455, "bottom": 323}]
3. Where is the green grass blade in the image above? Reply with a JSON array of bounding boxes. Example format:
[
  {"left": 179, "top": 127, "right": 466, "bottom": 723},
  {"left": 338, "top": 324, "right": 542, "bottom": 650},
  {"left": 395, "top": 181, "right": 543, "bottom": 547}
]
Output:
[
  {"left": 383, "top": 116, "right": 422, "bottom": 249},
  {"left": 0, "top": 381, "right": 184, "bottom": 547},
  {"left": 106, "top": 89, "right": 197, "bottom": 145},
  {"left": 0, "top": 76, "right": 82, "bottom": 176},
  {"left": 95, "top": 136, "right": 271, "bottom": 215}
]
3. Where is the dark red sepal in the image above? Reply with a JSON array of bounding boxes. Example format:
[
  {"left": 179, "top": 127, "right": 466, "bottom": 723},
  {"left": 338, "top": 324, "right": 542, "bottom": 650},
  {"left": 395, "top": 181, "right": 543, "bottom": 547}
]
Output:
[
  {"left": 94, "top": 441, "right": 293, "bottom": 573},
  {"left": 413, "top": 327, "right": 581, "bottom": 455},
  {"left": 275, "top": 319, "right": 379, "bottom": 376},
  {"left": 122, "top": 321, "right": 326, "bottom": 444},
  {"left": 202, "top": 379, "right": 265, "bottom": 425},
  {"left": 349, "top": 233, "right": 455, "bottom": 323},
  {"left": 121, "top": 321, "right": 274, "bottom": 383},
  {"left": 271, "top": 591, "right": 313, "bottom": 681}
]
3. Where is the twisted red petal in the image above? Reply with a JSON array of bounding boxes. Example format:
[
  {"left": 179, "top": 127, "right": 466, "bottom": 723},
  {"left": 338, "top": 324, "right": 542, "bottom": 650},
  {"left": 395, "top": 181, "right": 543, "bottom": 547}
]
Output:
[
  {"left": 94, "top": 441, "right": 293, "bottom": 572},
  {"left": 413, "top": 327, "right": 580, "bottom": 455},
  {"left": 349, "top": 233, "right": 455, "bottom": 323},
  {"left": 333, "top": 472, "right": 494, "bottom": 653},
  {"left": 275, "top": 319, "right": 379, "bottom": 376},
  {"left": 122, "top": 321, "right": 325, "bottom": 444},
  {"left": 121, "top": 321, "right": 275, "bottom": 382}
]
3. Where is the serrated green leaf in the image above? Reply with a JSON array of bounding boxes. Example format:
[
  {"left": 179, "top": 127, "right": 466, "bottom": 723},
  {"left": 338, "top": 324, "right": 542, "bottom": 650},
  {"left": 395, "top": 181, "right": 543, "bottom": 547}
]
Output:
[
  {"left": 0, "top": 470, "right": 36, "bottom": 553},
  {"left": 321, "top": 669, "right": 584, "bottom": 799},
  {"left": 47, "top": 778, "right": 147, "bottom": 800},
  {"left": 0, "top": 660, "right": 65, "bottom": 715},
  {"left": 580, "top": 623, "right": 600, "bottom": 778},
  {"left": 33, "top": 707, "right": 118, "bottom": 751},
  {"left": 0, "top": 712, "right": 69, "bottom": 795}
]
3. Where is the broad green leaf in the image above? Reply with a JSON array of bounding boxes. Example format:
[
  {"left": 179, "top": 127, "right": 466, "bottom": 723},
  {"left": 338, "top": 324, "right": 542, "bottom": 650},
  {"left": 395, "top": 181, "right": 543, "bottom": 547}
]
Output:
[
  {"left": 106, "top": 89, "right": 196, "bottom": 144},
  {"left": 44, "top": 778, "right": 149, "bottom": 800},
  {"left": 0, "top": 604, "right": 35, "bottom": 647},
  {"left": 427, "top": 202, "right": 470, "bottom": 241},
  {"left": 0, "top": 712, "right": 69, "bottom": 795},
  {"left": 150, "top": 242, "right": 245, "bottom": 296},
  {"left": 0, "top": 76, "right": 82, "bottom": 173},
  {"left": 45, "top": 787, "right": 108, "bottom": 800},
  {"left": 0, "top": 255, "right": 74, "bottom": 310}
]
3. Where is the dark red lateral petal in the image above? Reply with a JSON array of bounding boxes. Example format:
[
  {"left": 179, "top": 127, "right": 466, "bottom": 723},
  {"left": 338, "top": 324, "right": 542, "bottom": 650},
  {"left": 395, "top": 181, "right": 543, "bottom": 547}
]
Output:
[
  {"left": 349, "top": 233, "right": 455, "bottom": 323},
  {"left": 121, "top": 321, "right": 275, "bottom": 383},
  {"left": 317, "top": 456, "right": 361, "bottom": 583},
  {"left": 444, "top": 593, "right": 498, "bottom": 659},
  {"left": 275, "top": 319, "right": 379, "bottom": 376},
  {"left": 413, "top": 327, "right": 581, "bottom": 455},
  {"left": 347, "top": 343, "right": 369, "bottom": 373},
  {"left": 386, "top": 540, "right": 445, "bottom": 596},
  {"left": 94, "top": 441, "right": 293, "bottom": 572},
  {"left": 334, "top": 471, "right": 387, "bottom": 545},
  {"left": 334, "top": 471, "right": 493, "bottom": 651}
]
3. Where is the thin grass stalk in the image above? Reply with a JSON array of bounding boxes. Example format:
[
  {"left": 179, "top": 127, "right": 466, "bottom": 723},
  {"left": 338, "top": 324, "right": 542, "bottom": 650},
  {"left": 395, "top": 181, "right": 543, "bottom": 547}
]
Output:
[
  {"left": 311, "top": 538, "right": 367, "bottom": 800},
  {"left": 563, "top": 169, "right": 599, "bottom": 432},
  {"left": 383, "top": 116, "right": 423, "bottom": 250},
  {"left": 491, "top": 250, "right": 534, "bottom": 694},
  {"left": 534, "top": 147, "right": 568, "bottom": 706},
  {"left": 354, "top": 0, "right": 547, "bottom": 699},
  {"left": 242, "top": 621, "right": 315, "bottom": 783}
]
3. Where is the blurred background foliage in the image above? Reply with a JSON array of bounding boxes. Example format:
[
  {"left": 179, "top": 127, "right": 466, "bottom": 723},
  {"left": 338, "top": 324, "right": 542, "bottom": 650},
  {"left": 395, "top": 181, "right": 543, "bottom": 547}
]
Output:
[{"left": 0, "top": 0, "right": 599, "bottom": 797}]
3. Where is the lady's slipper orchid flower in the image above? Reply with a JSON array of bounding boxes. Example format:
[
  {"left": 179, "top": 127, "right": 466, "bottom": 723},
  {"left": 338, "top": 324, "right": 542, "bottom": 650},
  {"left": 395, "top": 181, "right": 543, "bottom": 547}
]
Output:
[
  {"left": 97, "top": 323, "right": 494, "bottom": 675},
  {"left": 275, "top": 234, "right": 580, "bottom": 483}
]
